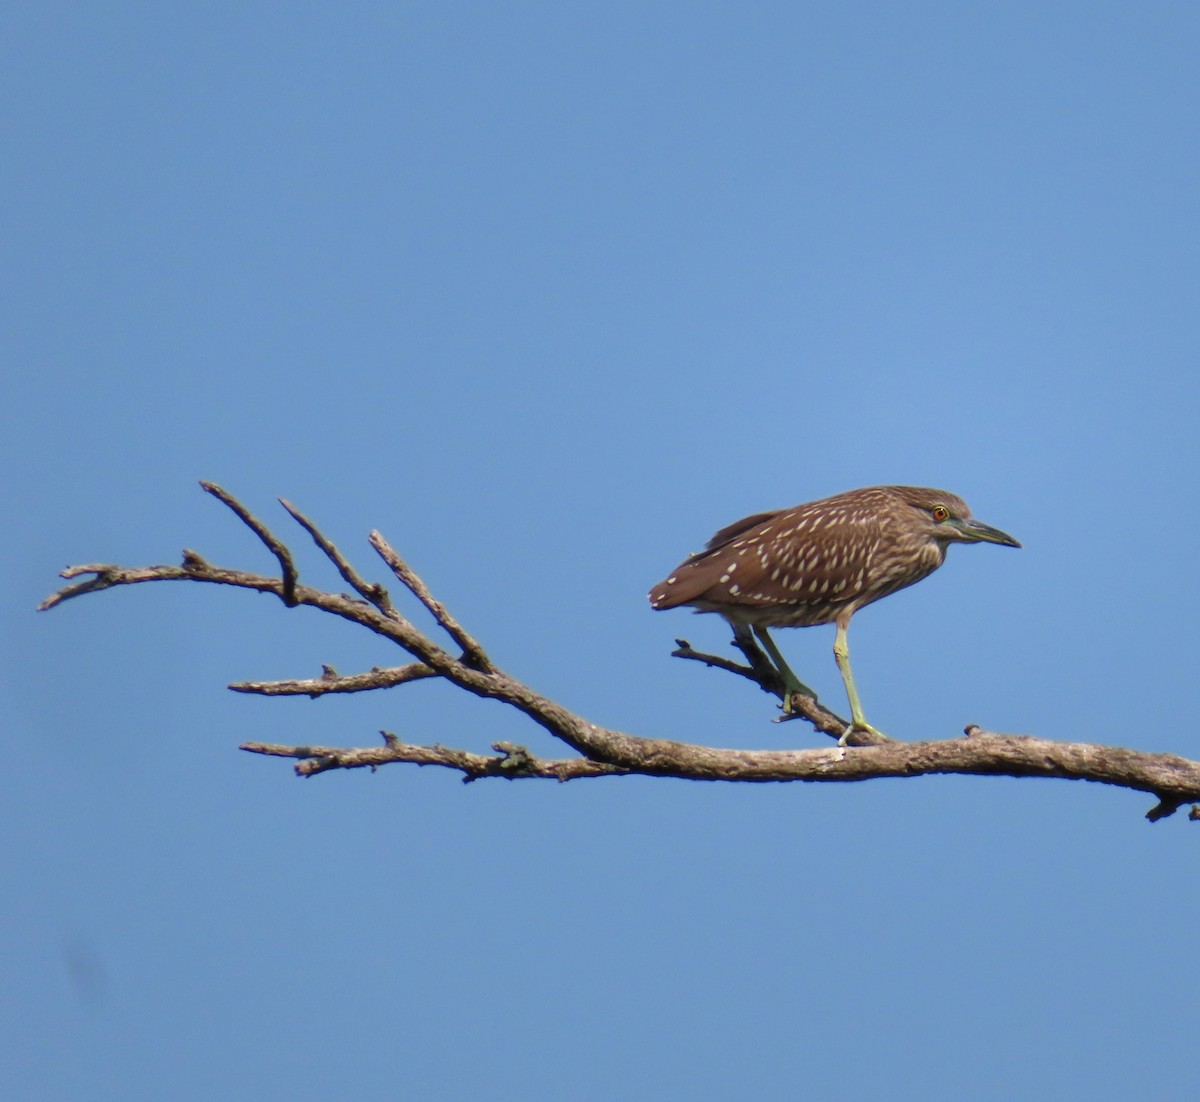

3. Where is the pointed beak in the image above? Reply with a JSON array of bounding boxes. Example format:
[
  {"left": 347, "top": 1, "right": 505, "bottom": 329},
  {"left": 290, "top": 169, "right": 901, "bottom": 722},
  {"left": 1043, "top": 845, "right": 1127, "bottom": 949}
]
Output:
[{"left": 953, "top": 517, "right": 1021, "bottom": 548}]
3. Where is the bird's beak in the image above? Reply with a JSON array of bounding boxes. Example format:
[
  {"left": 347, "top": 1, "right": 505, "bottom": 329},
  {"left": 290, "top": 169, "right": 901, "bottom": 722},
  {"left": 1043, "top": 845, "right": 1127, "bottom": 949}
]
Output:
[{"left": 954, "top": 517, "right": 1021, "bottom": 548}]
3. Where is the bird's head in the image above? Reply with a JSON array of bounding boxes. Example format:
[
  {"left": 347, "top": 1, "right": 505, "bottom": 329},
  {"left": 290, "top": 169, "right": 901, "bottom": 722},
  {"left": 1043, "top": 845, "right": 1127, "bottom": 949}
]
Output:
[{"left": 892, "top": 487, "right": 1022, "bottom": 550}]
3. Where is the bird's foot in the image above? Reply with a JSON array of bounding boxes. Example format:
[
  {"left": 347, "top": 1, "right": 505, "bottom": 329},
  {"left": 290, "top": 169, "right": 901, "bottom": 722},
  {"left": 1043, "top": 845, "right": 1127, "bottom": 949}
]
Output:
[
  {"left": 775, "top": 686, "right": 819, "bottom": 720},
  {"left": 779, "top": 680, "right": 819, "bottom": 711},
  {"left": 838, "top": 720, "right": 885, "bottom": 746}
]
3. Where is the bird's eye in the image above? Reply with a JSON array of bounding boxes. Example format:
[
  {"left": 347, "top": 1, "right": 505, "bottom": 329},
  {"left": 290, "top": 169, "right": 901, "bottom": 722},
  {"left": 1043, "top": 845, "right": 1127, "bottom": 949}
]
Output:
[{"left": 931, "top": 504, "right": 950, "bottom": 522}]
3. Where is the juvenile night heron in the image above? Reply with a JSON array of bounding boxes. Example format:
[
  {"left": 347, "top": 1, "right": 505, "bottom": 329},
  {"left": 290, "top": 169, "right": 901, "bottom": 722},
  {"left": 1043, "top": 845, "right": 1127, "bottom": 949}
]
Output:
[{"left": 648, "top": 486, "right": 1020, "bottom": 741}]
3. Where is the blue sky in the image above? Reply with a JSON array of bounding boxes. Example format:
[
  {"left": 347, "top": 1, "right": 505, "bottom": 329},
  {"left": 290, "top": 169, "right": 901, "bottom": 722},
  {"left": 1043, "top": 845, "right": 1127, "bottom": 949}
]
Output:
[{"left": 7, "top": 3, "right": 1200, "bottom": 1098}]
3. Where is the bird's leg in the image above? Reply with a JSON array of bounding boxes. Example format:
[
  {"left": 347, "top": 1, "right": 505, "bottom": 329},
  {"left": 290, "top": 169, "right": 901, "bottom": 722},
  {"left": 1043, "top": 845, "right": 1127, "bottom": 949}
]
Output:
[
  {"left": 751, "top": 626, "right": 818, "bottom": 712},
  {"left": 832, "top": 614, "right": 885, "bottom": 744}
]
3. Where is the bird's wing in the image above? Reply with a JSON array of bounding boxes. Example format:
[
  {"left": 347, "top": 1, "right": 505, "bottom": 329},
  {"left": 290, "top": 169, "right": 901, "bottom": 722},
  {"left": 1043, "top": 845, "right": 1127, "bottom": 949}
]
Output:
[
  {"left": 701, "top": 509, "right": 784, "bottom": 552},
  {"left": 649, "top": 504, "right": 884, "bottom": 612},
  {"left": 649, "top": 510, "right": 786, "bottom": 609}
]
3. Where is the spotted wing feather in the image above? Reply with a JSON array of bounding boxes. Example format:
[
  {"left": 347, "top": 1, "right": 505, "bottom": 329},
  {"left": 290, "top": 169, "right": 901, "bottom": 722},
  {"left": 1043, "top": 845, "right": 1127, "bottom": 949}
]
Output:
[
  {"left": 648, "top": 508, "right": 785, "bottom": 610},
  {"left": 648, "top": 491, "right": 893, "bottom": 623}
]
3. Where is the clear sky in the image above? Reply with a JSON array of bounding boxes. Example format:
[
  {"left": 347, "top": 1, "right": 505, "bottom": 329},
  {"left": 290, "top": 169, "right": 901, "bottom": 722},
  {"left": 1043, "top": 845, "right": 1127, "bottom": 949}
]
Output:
[{"left": 7, "top": 3, "right": 1200, "bottom": 1099}]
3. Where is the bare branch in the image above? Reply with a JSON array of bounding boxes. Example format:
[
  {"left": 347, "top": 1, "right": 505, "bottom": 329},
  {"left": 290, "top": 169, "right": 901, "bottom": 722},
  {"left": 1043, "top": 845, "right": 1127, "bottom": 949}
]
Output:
[
  {"left": 39, "top": 560, "right": 281, "bottom": 611},
  {"left": 39, "top": 483, "right": 1200, "bottom": 823},
  {"left": 671, "top": 637, "right": 764, "bottom": 684},
  {"left": 241, "top": 732, "right": 626, "bottom": 780},
  {"left": 229, "top": 663, "right": 437, "bottom": 697},
  {"left": 278, "top": 497, "right": 396, "bottom": 617},
  {"left": 234, "top": 724, "right": 1200, "bottom": 820},
  {"left": 368, "top": 530, "right": 492, "bottom": 670},
  {"left": 39, "top": 565, "right": 122, "bottom": 610},
  {"left": 200, "top": 481, "right": 299, "bottom": 606}
]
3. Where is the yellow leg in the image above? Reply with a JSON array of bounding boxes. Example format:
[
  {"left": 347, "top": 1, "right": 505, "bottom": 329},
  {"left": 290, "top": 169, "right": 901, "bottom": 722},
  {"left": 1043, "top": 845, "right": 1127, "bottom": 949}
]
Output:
[
  {"left": 752, "top": 626, "right": 818, "bottom": 712},
  {"left": 833, "top": 617, "right": 885, "bottom": 744}
]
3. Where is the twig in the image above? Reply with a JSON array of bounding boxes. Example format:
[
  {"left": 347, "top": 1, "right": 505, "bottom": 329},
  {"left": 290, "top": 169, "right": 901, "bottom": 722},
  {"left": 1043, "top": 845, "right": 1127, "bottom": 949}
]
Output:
[
  {"left": 671, "top": 637, "right": 764, "bottom": 684},
  {"left": 200, "top": 481, "right": 299, "bottom": 606},
  {"left": 279, "top": 498, "right": 397, "bottom": 618},
  {"left": 369, "top": 530, "right": 492, "bottom": 670},
  {"left": 229, "top": 663, "right": 437, "bottom": 696},
  {"left": 241, "top": 732, "right": 625, "bottom": 780},
  {"left": 39, "top": 560, "right": 283, "bottom": 611}
]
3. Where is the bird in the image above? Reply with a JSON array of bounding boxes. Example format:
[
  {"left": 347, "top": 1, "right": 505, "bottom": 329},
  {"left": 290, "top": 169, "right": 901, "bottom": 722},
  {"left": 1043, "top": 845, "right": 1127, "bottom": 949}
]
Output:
[{"left": 648, "top": 485, "right": 1020, "bottom": 742}]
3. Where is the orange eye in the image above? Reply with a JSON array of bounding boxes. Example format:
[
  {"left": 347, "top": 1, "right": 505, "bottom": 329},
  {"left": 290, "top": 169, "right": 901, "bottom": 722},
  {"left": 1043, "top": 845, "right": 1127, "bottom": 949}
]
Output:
[{"left": 932, "top": 504, "right": 950, "bottom": 522}]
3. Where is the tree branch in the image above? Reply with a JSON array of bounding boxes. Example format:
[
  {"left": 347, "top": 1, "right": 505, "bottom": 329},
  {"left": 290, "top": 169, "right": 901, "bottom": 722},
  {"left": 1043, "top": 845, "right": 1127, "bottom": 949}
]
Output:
[
  {"left": 39, "top": 483, "right": 1200, "bottom": 822},
  {"left": 368, "top": 530, "right": 492, "bottom": 671},
  {"left": 241, "top": 732, "right": 626, "bottom": 780},
  {"left": 229, "top": 663, "right": 437, "bottom": 697},
  {"left": 278, "top": 497, "right": 397, "bottom": 618},
  {"left": 200, "top": 481, "right": 299, "bottom": 606}
]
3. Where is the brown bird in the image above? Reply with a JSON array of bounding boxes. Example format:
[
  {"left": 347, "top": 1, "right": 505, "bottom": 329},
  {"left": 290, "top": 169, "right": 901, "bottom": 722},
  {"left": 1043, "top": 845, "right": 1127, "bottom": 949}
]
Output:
[{"left": 648, "top": 485, "right": 1020, "bottom": 741}]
